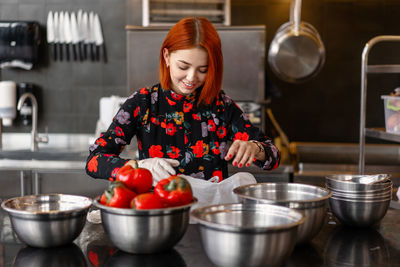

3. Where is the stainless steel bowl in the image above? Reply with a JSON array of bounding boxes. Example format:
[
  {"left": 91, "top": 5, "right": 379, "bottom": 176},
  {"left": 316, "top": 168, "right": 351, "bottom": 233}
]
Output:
[
  {"left": 327, "top": 189, "right": 392, "bottom": 200},
  {"left": 326, "top": 174, "right": 392, "bottom": 192},
  {"left": 329, "top": 196, "right": 391, "bottom": 227},
  {"left": 1, "top": 194, "right": 92, "bottom": 248},
  {"left": 191, "top": 203, "right": 305, "bottom": 267},
  {"left": 93, "top": 197, "right": 197, "bottom": 254},
  {"left": 233, "top": 183, "right": 331, "bottom": 243}
]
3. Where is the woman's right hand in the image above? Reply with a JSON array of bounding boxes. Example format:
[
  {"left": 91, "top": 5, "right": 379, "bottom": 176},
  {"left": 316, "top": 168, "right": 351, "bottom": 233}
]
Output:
[{"left": 126, "top": 158, "right": 180, "bottom": 185}]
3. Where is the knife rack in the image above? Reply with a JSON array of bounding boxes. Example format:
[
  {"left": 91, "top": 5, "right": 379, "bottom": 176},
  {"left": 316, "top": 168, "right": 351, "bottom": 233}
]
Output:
[{"left": 142, "top": 0, "right": 231, "bottom": 26}]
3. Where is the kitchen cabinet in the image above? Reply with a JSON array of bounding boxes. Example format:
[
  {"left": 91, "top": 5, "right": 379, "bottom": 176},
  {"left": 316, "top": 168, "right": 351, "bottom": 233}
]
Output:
[{"left": 359, "top": 35, "right": 400, "bottom": 174}]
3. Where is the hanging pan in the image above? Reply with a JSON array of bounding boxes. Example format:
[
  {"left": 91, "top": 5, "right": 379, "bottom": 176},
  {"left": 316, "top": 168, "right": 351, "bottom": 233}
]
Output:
[{"left": 268, "top": 0, "right": 325, "bottom": 83}]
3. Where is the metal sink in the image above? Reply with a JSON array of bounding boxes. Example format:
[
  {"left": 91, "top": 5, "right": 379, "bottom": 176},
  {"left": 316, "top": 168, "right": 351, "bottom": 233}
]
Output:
[
  {"left": 0, "top": 133, "right": 137, "bottom": 171},
  {"left": 0, "top": 133, "right": 93, "bottom": 171}
]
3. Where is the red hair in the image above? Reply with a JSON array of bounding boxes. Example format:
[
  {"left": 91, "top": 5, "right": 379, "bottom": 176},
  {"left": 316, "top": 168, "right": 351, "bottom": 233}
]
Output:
[{"left": 159, "top": 17, "right": 223, "bottom": 106}]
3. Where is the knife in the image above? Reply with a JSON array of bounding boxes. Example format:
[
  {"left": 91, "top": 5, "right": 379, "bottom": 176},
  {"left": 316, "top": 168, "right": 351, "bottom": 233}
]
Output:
[
  {"left": 70, "top": 12, "right": 80, "bottom": 61},
  {"left": 58, "top": 11, "right": 65, "bottom": 61},
  {"left": 88, "top": 12, "right": 96, "bottom": 61},
  {"left": 82, "top": 12, "right": 90, "bottom": 60},
  {"left": 93, "top": 13, "right": 106, "bottom": 62},
  {"left": 46, "top": 11, "right": 56, "bottom": 60},
  {"left": 53, "top": 11, "right": 60, "bottom": 61},
  {"left": 63, "top": 11, "right": 73, "bottom": 61},
  {"left": 77, "top": 10, "right": 85, "bottom": 60}
]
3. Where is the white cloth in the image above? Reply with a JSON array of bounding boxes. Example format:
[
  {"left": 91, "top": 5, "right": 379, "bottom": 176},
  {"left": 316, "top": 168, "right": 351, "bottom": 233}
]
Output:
[
  {"left": 86, "top": 209, "right": 101, "bottom": 224},
  {"left": 180, "top": 172, "right": 257, "bottom": 212},
  {"left": 138, "top": 158, "right": 180, "bottom": 185}
]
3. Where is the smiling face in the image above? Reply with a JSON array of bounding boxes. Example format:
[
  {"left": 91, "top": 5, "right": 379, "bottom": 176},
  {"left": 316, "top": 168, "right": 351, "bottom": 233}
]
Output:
[{"left": 163, "top": 47, "right": 209, "bottom": 95}]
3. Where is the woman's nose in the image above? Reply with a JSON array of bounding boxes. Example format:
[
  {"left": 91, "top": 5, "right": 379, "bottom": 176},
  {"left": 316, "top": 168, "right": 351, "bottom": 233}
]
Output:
[{"left": 186, "top": 69, "right": 196, "bottom": 81}]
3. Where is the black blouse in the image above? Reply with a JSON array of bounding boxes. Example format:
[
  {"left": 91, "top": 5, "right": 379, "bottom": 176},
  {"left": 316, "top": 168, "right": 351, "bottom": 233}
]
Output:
[{"left": 86, "top": 84, "right": 280, "bottom": 181}]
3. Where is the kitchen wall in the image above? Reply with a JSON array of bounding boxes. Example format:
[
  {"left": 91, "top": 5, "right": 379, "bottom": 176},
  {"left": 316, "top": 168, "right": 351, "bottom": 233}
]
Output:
[{"left": 1, "top": 0, "right": 400, "bottom": 143}]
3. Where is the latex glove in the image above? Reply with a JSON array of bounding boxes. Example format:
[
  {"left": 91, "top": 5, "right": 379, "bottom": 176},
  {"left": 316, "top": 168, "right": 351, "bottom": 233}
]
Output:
[{"left": 138, "top": 158, "right": 180, "bottom": 185}]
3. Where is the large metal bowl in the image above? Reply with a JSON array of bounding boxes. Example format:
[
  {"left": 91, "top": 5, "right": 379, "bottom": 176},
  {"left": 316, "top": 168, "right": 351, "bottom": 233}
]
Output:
[
  {"left": 191, "top": 203, "right": 305, "bottom": 267},
  {"left": 329, "top": 196, "right": 391, "bottom": 227},
  {"left": 233, "top": 183, "right": 331, "bottom": 243},
  {"left": 1, "top": 194, "right": 92, "bottom": 248},
  {"left": 93, "top": 197, "right": 197, "bottom": 254}
]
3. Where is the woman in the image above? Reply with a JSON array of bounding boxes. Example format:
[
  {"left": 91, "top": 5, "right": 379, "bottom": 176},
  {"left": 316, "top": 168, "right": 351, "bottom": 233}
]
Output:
[{"left": 86, "top": 17, "right": 280, "bottom": 183}]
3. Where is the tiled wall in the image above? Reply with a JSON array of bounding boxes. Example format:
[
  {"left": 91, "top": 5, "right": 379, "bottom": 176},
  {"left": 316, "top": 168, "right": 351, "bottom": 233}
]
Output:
[
  {"left": 1, "top": 0, "right": 400, "bottom": 143},
  {"left": 0, "top": 0, "right": 134, "bottom": 133}
]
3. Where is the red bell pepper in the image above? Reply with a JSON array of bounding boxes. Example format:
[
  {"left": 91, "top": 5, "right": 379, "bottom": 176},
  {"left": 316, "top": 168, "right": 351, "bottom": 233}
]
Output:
[
  {"left": 154, "top": 175, "right": 193, "bottom": 207},
  {"left": 130, "top": 192, "right": 166, "bottom": 210},
  {"left": 116, "top": 161, "right": 153, "bottom": 194},
  {"left": 101, "top": 181, "right": 137, "bottom": 208}
]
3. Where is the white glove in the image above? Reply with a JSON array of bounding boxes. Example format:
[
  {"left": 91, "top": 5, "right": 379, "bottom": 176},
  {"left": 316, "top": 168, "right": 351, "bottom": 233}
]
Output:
[{"left": 138, "top": 158, "right": 180, "bottom": 185}]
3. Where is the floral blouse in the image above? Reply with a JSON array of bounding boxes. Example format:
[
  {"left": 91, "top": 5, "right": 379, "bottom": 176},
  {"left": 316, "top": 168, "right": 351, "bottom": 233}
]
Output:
[{"left": 86, "top": 84, "right": 280, "bottom": 182}]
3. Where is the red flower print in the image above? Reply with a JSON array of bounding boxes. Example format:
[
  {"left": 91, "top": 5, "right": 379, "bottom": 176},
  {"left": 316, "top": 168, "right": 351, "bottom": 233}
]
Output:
[
  {"left": 138, "top": 139, "right": 142, "bottom": 150},
  {"left": 234, "top": 132, "right": 249, "bottom": 141},
  {"left": 88, "top": 156, "right": 99, "bottom": 173},
  {"left": 208, "top": 119, "right": 216, "bottom": 131},
  {"left": 183, "top": 102, "right": 193, "bottom": 112},
  {"left": 212, "top": 170, "right": 223, "bottom": 182},
  {"left": 96, "top": 138, "right": 107, "bottom": 147},
  {"left": 149, "top": 145, "right": 163, "bottom": 158},
  {"left": 167, "top": 146, "right": 180, "bottom": 159},
  {"left": 111, "top": 167, "right": 120, "bottom": 178},
  {"left": 184, "top": 135, "right": 188, "bottom": 144},
  {"left": 139, "top": 87, "right": 149, "bottom": 94},
  {"left": 133, "top": 106, "right": 140, "bottom": 117},
  {"left": 165, "top": 123, "right": 177, "bottom": 136},
  {"left": 171, "top": 91, "right": 184, "bottom": 100},
  {"left": 217, "top": 126, "right": 227, "bottom": 139},
  {"left": 212, "top": 142, "right": 220, "bottom": 155},
  {"left": 166, "top": 97, "right": 176, "bottom": 106},
  {"left": 192, "top": 141, "right": 209, "bottom": 158},
  {"left": 115, "top": 126, "right": 124, "bottom": 137},
  {"left": 245, "top": 124, "right": 251, "bottom": 128},
  {"left": 151, "top": 117, "right": 160, "bottom": 125},
  {"left": 192, "top": 113, "right": 201, "bottom": 120},
  {"left": 192, "top": 140, "right": 204, "bottom": 158}
]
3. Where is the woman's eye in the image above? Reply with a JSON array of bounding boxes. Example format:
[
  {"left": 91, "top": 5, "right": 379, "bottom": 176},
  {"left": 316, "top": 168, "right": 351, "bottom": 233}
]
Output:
[
  {"left": 199, "top": 69, "right": 208, "bottom": 74},
  {"left": 178, "top": 66, "right": 188, "bottom": 70}
]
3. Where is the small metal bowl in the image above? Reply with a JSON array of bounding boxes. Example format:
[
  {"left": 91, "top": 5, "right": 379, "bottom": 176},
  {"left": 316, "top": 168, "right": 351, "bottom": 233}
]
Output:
[
  {"left": 329, "top": 196, "right": 391, "bottom": 227},
  {"left": 233, "top": 183, "right": 331, "bottom": 243},
  {"left": 191, "top": 203, "right": 305, "bottom": 267},
  {"left": 1, "top": 194, "right": 92, "bottom": 248},
  {"left": 93, "top": 197, "right": 197, "bottom": 254},
  {"left": 326, "top": 174, "right": 392, "bottom": 192}
]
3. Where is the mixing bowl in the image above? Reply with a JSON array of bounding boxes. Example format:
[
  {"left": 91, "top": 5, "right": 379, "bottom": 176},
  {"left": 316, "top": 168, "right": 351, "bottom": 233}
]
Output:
[
  {"left": 326, "top": 174, "right": 391, "bottom": 192},
  {"left": 93, "top": 197, "right": 197, "bottom": 254},
  {"left": 1, "top": 194, "right": 92, "bottom": 247},
  {"left": 326, "top": 174, "right": 392, "bottom": 227},
  {"left": 191, "top": 203, "right": 305, "bottom": 267},
  {"left": 233, "top": 183, "right": 331, "bottom": 243},
  {"left": 329, "top": 196, "right": 391, "bottom": 227}
]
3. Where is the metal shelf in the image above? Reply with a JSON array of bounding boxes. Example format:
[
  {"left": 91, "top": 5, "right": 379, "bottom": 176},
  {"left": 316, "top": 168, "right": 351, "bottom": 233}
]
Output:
[
  {"left": 365, "top": 128, "right": 400, "bottom": 143},
  {"left": 367, "top": 65, "right": 400, "bottom": 73},
  {"left": 359, "top": 35, "right": 400, "bottom": 174}
]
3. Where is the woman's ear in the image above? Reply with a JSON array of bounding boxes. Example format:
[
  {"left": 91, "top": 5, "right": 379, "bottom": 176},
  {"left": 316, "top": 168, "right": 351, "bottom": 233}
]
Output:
[{"left": 163, "top": 48, "right": 170, "bottom": 67}]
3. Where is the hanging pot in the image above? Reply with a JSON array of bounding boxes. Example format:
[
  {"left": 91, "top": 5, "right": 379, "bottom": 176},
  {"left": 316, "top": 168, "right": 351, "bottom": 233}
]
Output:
[{"left": 268, "top": 0, "right": 325, "bottom": 83}]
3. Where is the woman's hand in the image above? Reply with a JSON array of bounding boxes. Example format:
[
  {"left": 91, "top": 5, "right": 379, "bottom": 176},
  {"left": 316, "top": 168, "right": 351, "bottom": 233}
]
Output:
[
  {"left": 224, "top": 140, "right": 266, "bottom": 168},
  {"left": 126, "top": 158, "right": 180, "bottom": 185}
]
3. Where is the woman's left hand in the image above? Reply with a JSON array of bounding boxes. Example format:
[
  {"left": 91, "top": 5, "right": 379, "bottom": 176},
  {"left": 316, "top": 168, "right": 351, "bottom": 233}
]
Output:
[{"left": 224, "top": 140, "right": 265, "bottom": 168}]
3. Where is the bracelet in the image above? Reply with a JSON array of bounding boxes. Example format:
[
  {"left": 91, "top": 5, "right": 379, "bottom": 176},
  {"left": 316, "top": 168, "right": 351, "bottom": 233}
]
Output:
[{"left": 250, "top": 140, "right": 265, "bottom": 154}]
